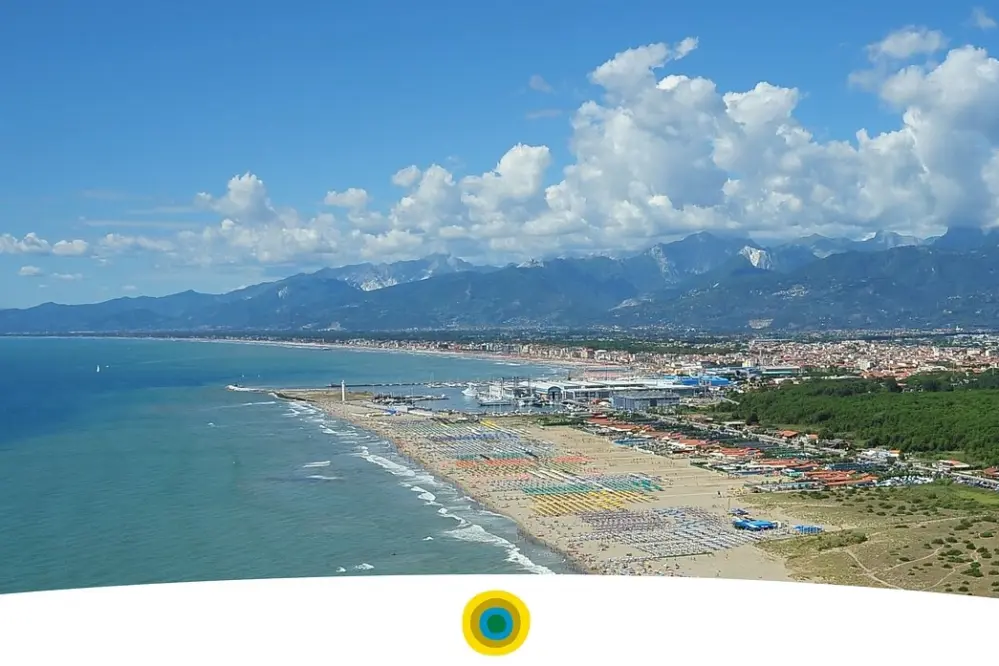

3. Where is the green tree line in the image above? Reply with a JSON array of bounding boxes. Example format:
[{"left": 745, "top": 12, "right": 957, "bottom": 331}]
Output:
[{"left": 724, "top": 371, "right": 999, "bottom": 464}]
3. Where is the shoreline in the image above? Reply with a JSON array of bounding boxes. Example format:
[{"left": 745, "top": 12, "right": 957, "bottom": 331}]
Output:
[
  {"left": 273, "top": 391, "right": 586, "bottom": 574},
  {"left": 277, "top": 389, "right": 794, "bottom": 579}
]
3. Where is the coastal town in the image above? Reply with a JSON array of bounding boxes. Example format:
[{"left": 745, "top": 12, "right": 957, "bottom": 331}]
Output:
[
  {"left": 257, "top": 331, "right": 999, "bottom": 595},
  {"left": 216, "top": 333, "right": 999, "bottom": 378}
]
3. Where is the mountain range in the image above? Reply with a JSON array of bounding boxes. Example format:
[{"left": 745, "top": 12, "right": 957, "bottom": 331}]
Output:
[{"left": 5, "top": 227, "right": 999, "bottom": 334}]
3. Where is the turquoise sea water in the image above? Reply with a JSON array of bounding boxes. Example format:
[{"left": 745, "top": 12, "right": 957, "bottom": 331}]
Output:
[{"left": 0, "top": 337, "right": 572, "bottom": 594}]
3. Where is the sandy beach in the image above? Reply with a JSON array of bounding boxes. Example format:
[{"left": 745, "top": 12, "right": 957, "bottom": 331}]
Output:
[
  {"left": 195, "top": 337, "right": 616, "bottom": 371},
  {"left": 279, "top": 390, "right": 792, "bottom": 580}
]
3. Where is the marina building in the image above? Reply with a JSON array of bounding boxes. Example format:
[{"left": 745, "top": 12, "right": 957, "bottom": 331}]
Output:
[
  {"left": 528, "top": 378, "right": 708, "bottom": 402},
  {"left": 610, "top": 391, "right": 681, "bottom": 412}
]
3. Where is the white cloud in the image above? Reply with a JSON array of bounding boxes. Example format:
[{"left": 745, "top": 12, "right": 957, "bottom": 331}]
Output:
[
  {"left": 14, "top": 263, "right": 83, "bottom": 281},
  {"left": 867, "top": 26, "right": 947, "bottom": 60},
  {"left": 52, "top": 239, "right": 90, "bottom": 256},
  {"left": 0, "top": 233, "right": 89, "bottom": 256},
  {"left": 528, "top": 75, "right": 553, "bottom": 93},
  {"left": 12, "top": 27, "right": 999, "bottom": 271},
  {"left": 673, "top": 37, "right": 699, "bottom": 60},
  {"left": 122, "top": 285, "right": 138, "bottom": 292},
  {"left": 154, "top": 28, "right": 999, "bottom": 265},
  {"left": 391, "top": 166, "right": 421, "bottom": 188},
  {"left": 850, "top": 26, "right": 951, "bottom": 91},
  {"left": 324, "top": 187, "right": 370, "bottom": 209},
  {"left": 971, "top": 7, "right": 997, "bottom": 30},
  {"left": 97, "top": 233, "right": 174, "bottom": 254}
]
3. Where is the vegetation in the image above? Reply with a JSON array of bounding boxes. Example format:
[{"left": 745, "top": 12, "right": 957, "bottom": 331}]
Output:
[
  {"left": 750, "top": 482, "right": 999, "bottom": 597},
  {"left": 719, "top": 371, "right": 999, "bottom": 464}
]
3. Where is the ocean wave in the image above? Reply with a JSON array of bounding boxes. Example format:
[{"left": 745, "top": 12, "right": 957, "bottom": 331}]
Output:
[
  {"left": 216, "top": 400, "right": 279, "bottom": 409},
  {"left": 302, "top": 460, "right": 331, "bottom": 468},
  {"left": 276, "top": 404, "right": 556, "bottom": 576},
  {"left": 335, "top": 567, "right": 347, "bottom": 573},
  {"left": 351, "top": 446, "right": 437, "bottom": 486},
  {"left": 436, "top": 507, "right": 466, "bottom": 524},
  {"left": 444, "top": 523, "right": 555, "bottom": 575},
  {"left": 305, "top": 474, "right": 340, "bottom": 481},
  {"left": 410, "top": 486, "right": 438, "bottom": 505}
]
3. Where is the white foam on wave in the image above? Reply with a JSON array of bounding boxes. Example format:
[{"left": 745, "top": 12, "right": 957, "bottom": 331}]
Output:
[
  {"left": 306, "top": 474, "right": 340, "bottom": 481},
  {"left": 274, "top": 402, "right": 556, "bottom": 576},
  {"left": 410, "top": 486, "right": 438, "bottom": 505},
  {"left": 303, "top": 460, "right": 331, "bottom": 468},
  {"left": 352, "top": 446, "right": 437, "bottom": 486},
  {"left": 437, "top": 507, "right": 466, "bottom": 524},
  {"left": 444, "top": 524, "right": 555, "bottom": 575},
  {"left": 335, "top": 567, "right": 347, "bottom": 573},
  {"left": 226, "top": 385, "right": 257, "bottom": 392},
  {"left": 353, "top": 446, "right": 555, "bottom": 575}
]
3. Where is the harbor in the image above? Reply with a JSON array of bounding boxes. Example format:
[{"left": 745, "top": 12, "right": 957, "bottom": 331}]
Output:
[{"left": 329, "top": 372, "right": 728, "bottom": 414}]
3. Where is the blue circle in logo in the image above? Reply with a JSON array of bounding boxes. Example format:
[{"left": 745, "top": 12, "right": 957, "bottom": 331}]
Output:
[{"left": 479, "top": 607, "right": 514, "bottom": 641}]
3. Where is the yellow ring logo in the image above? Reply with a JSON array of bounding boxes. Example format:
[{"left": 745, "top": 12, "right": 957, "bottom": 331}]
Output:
[{"left": 462, "top": 590, "right": 531, "bottom": 656}]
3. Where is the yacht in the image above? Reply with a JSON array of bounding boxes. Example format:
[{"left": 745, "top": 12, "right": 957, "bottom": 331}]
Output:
[{"left": 478, "top": 397, "right": 513, "bottom": 407}]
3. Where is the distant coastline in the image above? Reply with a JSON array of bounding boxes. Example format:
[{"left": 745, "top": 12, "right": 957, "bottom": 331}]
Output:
[{"left": 6, "top": 333, "right": 623, "bottom": 374}]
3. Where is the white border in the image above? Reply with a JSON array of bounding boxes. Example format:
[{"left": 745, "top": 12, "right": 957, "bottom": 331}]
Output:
[{"left": 0, "top": 576, "right": 993, "bottom": 664}]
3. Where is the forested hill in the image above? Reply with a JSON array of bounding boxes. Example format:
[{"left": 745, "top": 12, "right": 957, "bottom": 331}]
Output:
[{"left": 721, "top": 372, "right": 999, "bottom": 465}]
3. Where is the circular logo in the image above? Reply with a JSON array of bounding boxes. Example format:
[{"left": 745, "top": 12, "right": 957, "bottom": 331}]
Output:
[{"left": 462, "top": 590, "right": 531, "bottom": 656}]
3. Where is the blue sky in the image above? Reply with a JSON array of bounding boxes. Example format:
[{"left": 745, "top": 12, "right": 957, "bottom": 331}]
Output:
[{"left": 2, "top": 0, "right": 998, "bottom": 308}]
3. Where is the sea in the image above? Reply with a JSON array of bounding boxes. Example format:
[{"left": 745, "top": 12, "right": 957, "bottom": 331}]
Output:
[{"left": 0, "top": 337, "right": 575, "bottom": 595}]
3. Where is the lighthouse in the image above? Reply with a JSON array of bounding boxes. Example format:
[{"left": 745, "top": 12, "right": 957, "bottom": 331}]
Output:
[{"left": 341, "top": 380, "right": 346, "bottom": 403}]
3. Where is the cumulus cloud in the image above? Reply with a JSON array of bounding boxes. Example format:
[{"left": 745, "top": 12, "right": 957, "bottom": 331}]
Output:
[
  {"left": 850, "top": 26, "right": 950, "bottom": 90},
  {"left": 17, "top": 265, "right": 43, "bottom": 277},
  {"left": 324, "top": 188, "right": 370, "bottom": 209},
  {"left": 866, "top": 26, "right": 947, "bottom": 60},
  {"left": 150, "top": 29, "right": 999, "bottom": 265},
  {"left": 1, "top": 233, "right": 90, "bottom": 256},
  {"left": 52, "top": 239, "right": 90, "bottom": 256},
  {"left": 8, "top": 27, "right": 999, "bottom": 270},
  {"left": 52, "top": 272, "right": 83, "bottom": 281}
]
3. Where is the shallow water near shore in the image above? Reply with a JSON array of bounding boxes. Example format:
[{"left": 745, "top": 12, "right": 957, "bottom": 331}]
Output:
[{"left": 0, "top": 337, "right": 573, "bottom": 594}]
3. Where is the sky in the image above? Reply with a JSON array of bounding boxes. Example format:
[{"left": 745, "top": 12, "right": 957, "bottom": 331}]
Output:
[{"left": 2, "top": 0, "right": 999, "bottom": 308}]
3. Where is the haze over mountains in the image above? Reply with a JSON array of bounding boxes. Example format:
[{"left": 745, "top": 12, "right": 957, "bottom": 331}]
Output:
[{"left": 3, "top": 227, "right": 999, "bottom": 334}]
